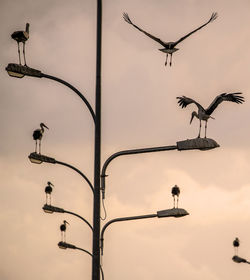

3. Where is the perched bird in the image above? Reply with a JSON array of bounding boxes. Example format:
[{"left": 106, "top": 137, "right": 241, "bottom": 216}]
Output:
[
  {"left": 177, "top": 93, "right": 244, "bottom": 138},
  {"left": 233, "top": 237, "right": 240, "bottom": 255},
  {"left": 171, "top": 185, "right": 180, "bottom": 208},
  {"left": 11, "top": 23, "right": 30, "bottom": 66},
  {"left": 123, "top": 12, "right": 217, "bottom": 66},
  {"left": 60, "top": 220, "right": 69, "bottom": 242},
  {"left": 45, "top": 181, "right": 54, "bottom": 205},
  {"left": 33, "top": 123, "right": 49, "bottom": 154}
]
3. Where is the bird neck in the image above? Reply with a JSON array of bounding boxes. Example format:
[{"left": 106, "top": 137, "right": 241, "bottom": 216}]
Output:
[{"left": 26, "top": 23, "right": 30, "bottom": 33}]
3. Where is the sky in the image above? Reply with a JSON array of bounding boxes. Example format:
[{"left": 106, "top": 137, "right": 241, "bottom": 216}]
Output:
[{"left": 1, "top": 0, "right": 250, "bottom": 279}]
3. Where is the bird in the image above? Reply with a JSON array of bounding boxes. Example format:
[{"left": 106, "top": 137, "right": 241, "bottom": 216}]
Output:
[
  {"left": 176, "top": 93, "right": 244, "bottom": 138},
  {"left": 11, "top": 23, "right": 30, "bottom": 66},
  {"left": 60, "top": 220, "right": 69, "bottom": 242},
  {"left": 233, "top": 237, "right": 240, "bottom": 255},
  {"left": 123, "top": 12, "right": 217, "bottom": 66},
  {"left": 33, "top": 123, "right": 49, "bottom": 154},
  {"left": 45, "top": 181, "right": 54, "bottom": 205},
  {"left": 171, "top": 185, "right": 180, "bottom": 208}
]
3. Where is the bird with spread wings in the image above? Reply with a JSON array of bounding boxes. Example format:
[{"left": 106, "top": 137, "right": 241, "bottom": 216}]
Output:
[
  {"left": 123, "top": 12, "right": 218, "bottom": 66},
  {"left": 177, "top": 93, "right": 244, "bottom": 138}
]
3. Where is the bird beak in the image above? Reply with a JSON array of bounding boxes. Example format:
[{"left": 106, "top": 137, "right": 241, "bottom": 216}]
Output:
[
  {"left": 190, "top": 114, "right": 194, "bottom": 124},
  {"left": 66, "top": 221, "right": 70, "bottom": 225},
  {"left": 43, "top": 124, "right": 49, "bottom": 129}
]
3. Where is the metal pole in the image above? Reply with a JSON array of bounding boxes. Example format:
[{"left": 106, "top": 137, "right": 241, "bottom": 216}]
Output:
[{"left": 92, "top": 0, "right": 102, "bottom": 279}]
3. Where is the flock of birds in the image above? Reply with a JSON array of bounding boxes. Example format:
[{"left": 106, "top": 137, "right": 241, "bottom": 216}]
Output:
[{"left": 11, "top": 10, "right": 245, "bottom": 255}]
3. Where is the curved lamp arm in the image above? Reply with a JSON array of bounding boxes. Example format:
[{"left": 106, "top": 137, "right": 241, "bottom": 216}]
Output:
[
  {"left": 101, "top": 145, "right": 177, "bottom": 198},
  {"left": 58, "top": 241, "right": 104, "bottom": 280},
  {"left": 5, "top": 64, "right": 96, "bottom": 123},
  {"left": 28, "top": 153, "right": 94, "bottom": 194}
]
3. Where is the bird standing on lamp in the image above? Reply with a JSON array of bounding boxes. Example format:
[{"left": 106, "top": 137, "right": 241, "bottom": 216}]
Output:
[
  {"left": 33, "top": 123, "right": 49, "bottom": 154},
  {"left": 11, "top": 23, "right": 30, "bottom": 66}
]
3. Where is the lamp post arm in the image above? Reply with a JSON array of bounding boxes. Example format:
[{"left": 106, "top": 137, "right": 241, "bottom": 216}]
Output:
[
  {"left": 101, "top": 145, "right": 177, "bottom": 198},
  {"left": 55, "top": 160, "right": 94, "bottom": 194},
  {"left": 100, "top": 213, "right": 157, "bottom": 255},
  {"left": 41, "top": 73, "right": 96, "bottom": 124},
  {"left": 64, "top": 210, "right": 93, "bottom": 231}
]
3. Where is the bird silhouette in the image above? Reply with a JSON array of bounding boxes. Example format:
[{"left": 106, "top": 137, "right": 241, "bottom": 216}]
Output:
[
  {"left": 171, "top": 185, "right": 180, "bottom": 208},
  {"left": 123, "top": 12, "right": 217, "bottom": 66},
  {"left": 45, "top": 181, "right": 54, "bottom": 205},
  {"left": 177, "top": 93, "right": 244, "bottom": 138},
  {"left": 33, "top": 123, "right": 49, "bottom": 154},
  {"left": 11, "top": 23, "right": 30, "bottom": 66},
  {"left": 233, "top": 237, "right": 240, "bottom": 255},
  {"left": 60, "top": 220, "right": 69, "bottom": 242}
]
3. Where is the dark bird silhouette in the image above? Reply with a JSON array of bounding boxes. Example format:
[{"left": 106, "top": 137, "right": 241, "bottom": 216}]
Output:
[
  {"left": 123, "top": 12, "right": 217, "bottom": 66},
  {"left": 233, "top": 237, "right": 240, "bottom": 255},
  {"left": 171, "top": 185, "right": 180, "bottom": 208},
  {"left": 177, "top": 93, "right": 244, "bottom": 138},
  {"left": 60, "top": 220, "right": 69, "bottom": 242},
  {"left": 45, "top": 181, "right": 54, "bottom": 205},
  {"left": 11, "top": 23, "right": 30, "bottom": 66},
  {"left": 33, "top": 123, "right": 49, "bottom": 154}
]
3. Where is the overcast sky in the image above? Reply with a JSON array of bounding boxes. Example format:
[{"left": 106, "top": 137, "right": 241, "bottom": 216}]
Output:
[{"left": 1, "top": 0, "right": 250, "bottom": 279}]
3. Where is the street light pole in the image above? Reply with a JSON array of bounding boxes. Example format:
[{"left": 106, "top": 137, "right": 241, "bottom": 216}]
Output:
[{"left": 92, "top": 1, "right": 102, "bottom": 279}]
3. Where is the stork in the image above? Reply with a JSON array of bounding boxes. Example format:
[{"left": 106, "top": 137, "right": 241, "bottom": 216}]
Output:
[
  {"left": 11, "top": 23, "right": 30, "bottom": 66},
  {"left": 171, "top": 185, "right": 180, "bottom": 208},
  {"left": 33, "top": 123, "right": 49, "bottom": 154},
  {"left": 233, "top": 237, "right": 240, "bottom": 255},
  {"left": 123, "top": 12, "right": 217, "bottom": 66},
  {"left": 45, "top": 181, "right": 54, "bottom": 205},
  {"left": 177, "top": 93, "right": 244, "bottom": 138},
  {"left": 60, "top": 220, "right": 69, "bottom": 242}
]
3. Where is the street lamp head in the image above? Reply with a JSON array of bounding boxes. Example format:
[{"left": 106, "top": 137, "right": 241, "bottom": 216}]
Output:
[
  {"left": 177, "top": 138, "right": 220, "bottom": 151},
  {"left": 157, "top": 208, "right": 189, "bottom": 218},
  {"left": 232, "top": 255, "right": 247, "bottom": 263},
  {"left": 28, "top": 152, "right": 56, "bottom": 164},
  {"left": 58, "top": 241, "right": 76, "bottom": 250},
  {"left": 43, "top": 204, "right": 65, "bottom": 214},
  {"left": 5, "top": 63, "right": 42, "bottom": 78}
]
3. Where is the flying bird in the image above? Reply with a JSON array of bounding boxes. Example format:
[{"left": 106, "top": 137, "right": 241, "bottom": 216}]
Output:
[
  {"left": 171, "top": 185, "right": 180, "bottom": 208},
  {"left": 177, "top": 93, "right": 244, "bottom": 138},
  {"left": 45, "top": 181, "right": 54, "bottom": 205},
  {"left": 60, "top": 220, "right": 69, "bottom": 242},
  {"left": 123, "top": 12, "right": 217, "bottom": 66},
  {"left": 11, "top": 23, "right": 30, "bottom": 66},
  {"left": 33, "top": 123, "right": 49, "bottom": 154}
]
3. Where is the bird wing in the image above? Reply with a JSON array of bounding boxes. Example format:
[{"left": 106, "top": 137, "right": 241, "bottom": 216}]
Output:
[
  {"left": 173, "top": 12, "right": 218, "bottom": 47},
  {"left": 205, "top": 92, "right": 244, "bottom": 115},
  {"left": 176, "top": 96, "right": 205, "bottom": 110},
  {"left": 123, "top": 13, "right": 166, "bottom": 47}
]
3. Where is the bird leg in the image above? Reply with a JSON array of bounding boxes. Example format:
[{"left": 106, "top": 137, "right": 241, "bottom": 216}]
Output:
[
  {"left": 173, "top": 196, "right": 175, "bottom": 208},
  {"left": 205, "top": 121, "right": 207, "bottom": 138},
  {"left": 198, "top": 120, "right": 201, "bottom": 138},
  {"left": 17, "top": 42, "right": 21, "bottom": 65},
  {"left": 35, "top": 140, "right": 37, "bottom": 153},
  {"left": 176, "top": 196, "right": 179, "bottom": 208},
  {"left": 39, "top": 140, "right": 41, "bottom": 154},
  {"left": 23, "top": 42, "right": 27, "bottom": 66},
  {"left": 170, "top": 54, "right": 173, "bottom": 67},
  {"left": 165, "top": 54, "right": 168, "bottom": 66}
]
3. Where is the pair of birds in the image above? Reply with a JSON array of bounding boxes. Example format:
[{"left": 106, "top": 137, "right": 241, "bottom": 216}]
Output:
[
  {"left": 123, "top": 12, "right": 244, "bottom": 136},
  {"left": 12, "top": 11, "right": 217, "bottom": 67},
  {"left": 32, "top": 92, "right": 244, "bottom": 147}
]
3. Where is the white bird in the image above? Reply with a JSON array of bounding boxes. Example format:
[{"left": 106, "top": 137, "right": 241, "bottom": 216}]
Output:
[
  {"left": 177, "top": 93, "right": 244, "bottom": 138},
  {"left": 33, "top": 123, "right": 49, "bottom": 154},
  {"left": 123, "top": 12, "right": 217, "bottom": 66},
  {"left": 60, "top": 220, "right": 69, "bottom": 242},
  {"left": 171, "top": 185, "right": 180, "bottom": 208},
  {"left": 45, "top": 181, "right": 54, "bottom": 205},
  {"left": 11, "top": 23, "right": 30, "bottom": 66}
]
